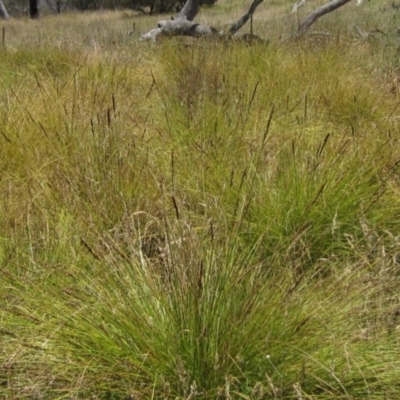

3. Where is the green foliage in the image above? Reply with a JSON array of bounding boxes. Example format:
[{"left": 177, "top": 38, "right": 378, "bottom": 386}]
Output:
[{"left": 1, "top": 3, "right": 400, "bottom": 399}]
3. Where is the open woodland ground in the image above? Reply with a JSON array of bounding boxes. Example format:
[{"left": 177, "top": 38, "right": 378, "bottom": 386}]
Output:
[{"left": 2, "top": 0, "right": 400, "bottom": 398}]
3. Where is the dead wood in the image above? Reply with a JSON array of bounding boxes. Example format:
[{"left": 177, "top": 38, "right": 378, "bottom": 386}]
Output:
[
  {"left": 297, "top": 0, "right": 353, "bottom": 37},
  {"left": 0, "top": 0, "right": 9, "bottom": 20},
  {"left": 176, "top": 0, "right": 200, "bottom": 21},
  {"left": 139, "top": 0, "right": 355, "bottom": 42}
]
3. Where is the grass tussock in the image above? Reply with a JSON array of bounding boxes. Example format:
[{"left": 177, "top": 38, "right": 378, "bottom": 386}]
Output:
[{"left": 2, "top": 2, "right": 400, "bottom": 399}]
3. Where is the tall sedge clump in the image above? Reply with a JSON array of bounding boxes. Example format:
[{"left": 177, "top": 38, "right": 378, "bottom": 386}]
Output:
[
  {"left": 156, "top": 40, "right": 400, "bottom": 273},
  {"left": 4, "top": 208, "right": 400, "bottom": 398}
]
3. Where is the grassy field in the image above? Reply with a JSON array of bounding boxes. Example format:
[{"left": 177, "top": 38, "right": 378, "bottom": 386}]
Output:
[{"left": 2, "top": 0, "right": 400, "bottom": 398}]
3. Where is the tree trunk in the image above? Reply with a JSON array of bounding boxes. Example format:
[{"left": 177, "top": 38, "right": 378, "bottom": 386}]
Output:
[
  {"left": 30, "top": 0, "right": 39, "bottom": 19},
  {"left": 0, "top": 0, "right": 9, "bottom": 20}
]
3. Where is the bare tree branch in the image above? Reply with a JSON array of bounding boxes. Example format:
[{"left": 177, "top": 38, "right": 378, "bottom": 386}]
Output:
[
  {"left": 228, "top": 0, "right": 264, "bottom": 35},
  {"left": 297, "top": 0, "right": 353, "bottom": 36},
  {"left": 176, "top": 0, "right": 200, "bottom": 21},
  {"left": 0, "top": 0, "right": 9, "bottom": 20},
  {"left": 353, "top": 24, "right": 368, "bottom": 39},
  {"left": 292, "top": 0, "right": 306, "bottom": 14}
]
